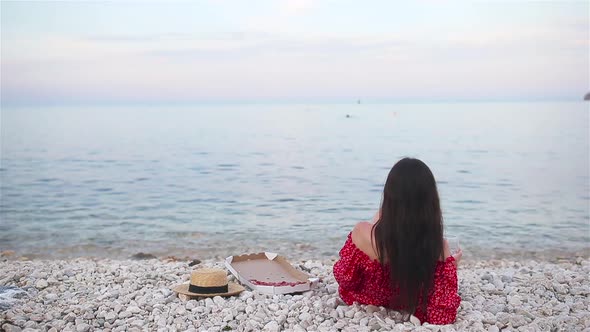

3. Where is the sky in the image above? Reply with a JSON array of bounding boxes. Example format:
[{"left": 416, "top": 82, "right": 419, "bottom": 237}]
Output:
[{"left": 1, "top": 0, "right": 589, "bottom": 105}]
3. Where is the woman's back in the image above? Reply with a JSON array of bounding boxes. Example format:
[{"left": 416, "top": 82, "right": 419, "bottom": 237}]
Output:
[
  {"left": 333, "top": 230, "right": 460, "bottom": 324},
  {"left": 332, "top": 158, "right": 462, "bottom": 325}
]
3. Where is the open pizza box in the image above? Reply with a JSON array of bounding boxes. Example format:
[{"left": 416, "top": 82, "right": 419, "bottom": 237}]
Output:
[{"left": 225, "top": 252, "right": 320, "bottom": 295}]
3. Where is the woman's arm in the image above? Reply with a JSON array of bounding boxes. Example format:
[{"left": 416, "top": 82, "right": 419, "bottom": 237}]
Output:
[{"left": 442, "top": 238, "right": 463, "bottom": 267}]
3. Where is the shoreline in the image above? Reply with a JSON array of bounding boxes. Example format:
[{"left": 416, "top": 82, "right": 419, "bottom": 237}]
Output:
[
  {"left": 1, "top": 256, "right": 589, "bottom": 331},
  {"left": 2, "top": 243, "right": 589, "bottom": 263}
]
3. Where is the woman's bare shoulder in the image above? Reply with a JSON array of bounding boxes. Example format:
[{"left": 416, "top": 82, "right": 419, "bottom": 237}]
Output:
[
  {"left": 352, "top": 221, "right": 371, "bottom": 239},
  {"left": 351, "top": 221, "right": 379, "bottom": 260}
]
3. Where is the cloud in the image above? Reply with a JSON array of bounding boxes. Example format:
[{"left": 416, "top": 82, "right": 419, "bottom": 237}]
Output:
[
  {"left": 85, "top": 31, "right": 272, "bottom": 43},
  {"left": 280, "top": 0, "right": 317, "bottom": 15},
  {"left": 2, "top": 1, "right": 588, "bottom": 105}
]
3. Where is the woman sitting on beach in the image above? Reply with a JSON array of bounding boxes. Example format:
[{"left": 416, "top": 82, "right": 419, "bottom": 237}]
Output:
[{"left": 333, "top": 158, "right": 462, "bottom": 325}]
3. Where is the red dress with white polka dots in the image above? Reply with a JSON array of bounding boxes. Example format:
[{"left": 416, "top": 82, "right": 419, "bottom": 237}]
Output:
[{"left": 333, "top": 233, "right": 461, "bottom": 325}]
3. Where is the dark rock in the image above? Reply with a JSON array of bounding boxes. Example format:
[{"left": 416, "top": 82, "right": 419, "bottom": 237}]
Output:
[
  {"left": 0, "top": 286, "right": 27, "bottom": 310},
  {"left": 130, "top": 253, "right": 157, "bottom": 260},
  {"left": 188, "top": 259, "right": 201, "bottom": 267}
]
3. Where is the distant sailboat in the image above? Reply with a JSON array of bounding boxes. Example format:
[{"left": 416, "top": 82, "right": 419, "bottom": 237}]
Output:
[
  {"left": 357, "top": 99, "right": 361, "bottom": 104},
  {"left": 584, "top": 92, "right": 590, "bottom": 101}
]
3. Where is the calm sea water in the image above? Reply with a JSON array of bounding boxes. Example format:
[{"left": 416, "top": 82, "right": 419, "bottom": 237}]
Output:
[{"left": 1, "top": 102, "right": 588, "bottom": 260}]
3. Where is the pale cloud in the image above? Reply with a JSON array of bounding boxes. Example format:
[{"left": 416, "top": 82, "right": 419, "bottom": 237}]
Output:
[
  {"left": 280, "top": 0, "right": 317, "bottom": 15},
  {"left": 3, "top": 27, "right": 585, "bottom": 103},
  {"left": 1, "top": 1, "right": 588, "bottom": 104}
]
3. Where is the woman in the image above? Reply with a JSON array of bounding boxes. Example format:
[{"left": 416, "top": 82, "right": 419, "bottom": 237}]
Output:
[{"left": 333, "top": 158, "right": 462, "bottom": 325}]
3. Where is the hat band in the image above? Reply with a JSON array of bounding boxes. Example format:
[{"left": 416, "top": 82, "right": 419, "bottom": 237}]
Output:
[{"left": 188, "top": 283, "right": 228, "bottom": 294}]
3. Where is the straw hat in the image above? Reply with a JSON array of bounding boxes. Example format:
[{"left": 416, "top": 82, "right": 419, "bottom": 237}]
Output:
[{"left": 172, "top": 268, "right": 245, "bottom": 297}]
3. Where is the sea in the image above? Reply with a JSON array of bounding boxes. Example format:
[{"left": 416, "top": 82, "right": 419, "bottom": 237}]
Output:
[{"left": 1, "top": 101, "right": 588, "bottom": 260}]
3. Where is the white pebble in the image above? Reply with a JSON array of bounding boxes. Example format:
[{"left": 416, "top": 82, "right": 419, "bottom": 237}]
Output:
[
  {"left": 213, "top": 296, "right": 225, "bottom": 306},
  {"left": 126, "top": 306, "right": 141, "bottom": 314},
  {"left": 488, "top": 326, "right": 499, "bottom": 332},
  {"left": 508, "top": 295, "right": 522, "bottom": 306},
  {"left": 205, "top": 298, "right": 214, "bottom": 307},
  {"left": 76, "top": 323, "right": 90, "bottom": 332},
  {"left": 35, "top": 279, "right": 48, "bottom": 289},
  {"left": 176, "top": 306, "right": 186, "bottom": 315},
  {"left": 105, "top": 312, "right": 116, "bottom": 322},
  {"left": 410, "top": 315, "right": 421, "bottom": 326},
  {"left": 263, "top": 320, "right": 279, "bottom": 332},
  {"left": 186, "top": 301, "right": 197, "bottom": 310}
]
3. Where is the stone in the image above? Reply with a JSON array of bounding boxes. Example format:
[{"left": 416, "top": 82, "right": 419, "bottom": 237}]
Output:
[
  {"left": 482, "top": 283, "right": 495, "bottom": 292},
  {"left": 366, "top": 305, "right": 380, "bottom": 314},
  {"left": 178, "top": 294, "right": 190, "bottom": 302},
  {"left": 299, "top": 312, "right": 312, "bottom": 322},
  {"left": 105, "top": 312, "right": 117, "bottom": 322},
  {"left": 119, "top": 311, "right": 132, "bottom": 319},
  {"left": 186, "top": 300, "right": 197, "bottom": 310},
  {"left": 487, "top": 304, "right": 506, "bottom": 315},
  {"left": 293, "top": 324, "right": 306, "bottom": 332},
  {"left": 496, "top": 312, "right": 511, "bottom": 325},
  {"left": 323, "top": 297, "right": 338, "bottom": 309},
  {"left": 344, "top": 309, "right": 355, "bottom": 318},
  {"left": 176, "top": 306, "right": 187, "bottom": 315},
  {"left": 410, "top": 315, "right": 421, "bottom": 326},
  {"left": 23, "top": 320, "right": 37, "bottom": 328},
  {"left": 188, "top": 259, "right": 201, "bottom": 266},
  {"left": 130, "top": 252, "right": 157, "bottom": 260},
  {"left": 423, "top": 323, "right": 440, "bottom": 332},
  {"left": 76, "top": 323, "right": 91, "bottom": 332},
  {"left": 553, "top": 283, "right": 568, "bottom": 294},
  {"left": 127, "top": 306, "right": 141, "bottom": 314},
  {"left": 29, "top": 314, "right": 44, "bottom": 322},
  {"left": 481, "top": 273, "right": 493, "bottom": 282},
  {"left": 510, "top": 315, "right": 528, "bottom": 328},
  {"left": 501, "top": 275, "right": 513, "bottom": 283},
  {"left": 213, "top": 296, "right": 225, "bottom": 306},
  {"left": 35, "top": 279, "right": 48, "bottom": 289},
  {"left": 245, "top": 305, "right": 254, "bottom": 314},
  {"left": 326, "top": 284, "right": 338, "bottom": 294},
  {"left": 508, "top": 295, "right": 522, "bottom": 306},
  {"left": 2, "top": 324, "right": 22, "bottom": 332},
  {"left": 493, "top": 279, "right": 505, "bottom": 290},
  {"left": 205, "top": 298, "right": 215, "bottom": 307}
]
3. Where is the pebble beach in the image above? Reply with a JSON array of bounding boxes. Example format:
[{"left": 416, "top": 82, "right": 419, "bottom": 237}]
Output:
[{"left": 1, "top": 254, "right": 589, "bottom": 332}]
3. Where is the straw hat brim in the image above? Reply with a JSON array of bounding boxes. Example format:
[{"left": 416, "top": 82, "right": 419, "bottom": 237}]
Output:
[{"left": 172, "top": 282, "right": 245, "bottom": 297}]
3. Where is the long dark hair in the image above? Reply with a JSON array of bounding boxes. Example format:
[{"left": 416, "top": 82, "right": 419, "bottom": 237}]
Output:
[{"left": 372, "top": 158, "right": 443, "bottom": 317}]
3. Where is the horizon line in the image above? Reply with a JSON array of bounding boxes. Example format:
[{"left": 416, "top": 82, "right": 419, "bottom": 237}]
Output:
[{"left": 1, "top": 96, "right": 586, "bottom": 108}]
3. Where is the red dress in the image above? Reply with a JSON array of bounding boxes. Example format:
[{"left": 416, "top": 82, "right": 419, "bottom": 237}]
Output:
[{"left": 333, "top": 233, "right": 461, "bottom": 325}]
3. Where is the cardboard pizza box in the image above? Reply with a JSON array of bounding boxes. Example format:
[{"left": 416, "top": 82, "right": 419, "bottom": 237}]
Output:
[{"left": 225, "top": 252, "right": 319, "bottom": 295}]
